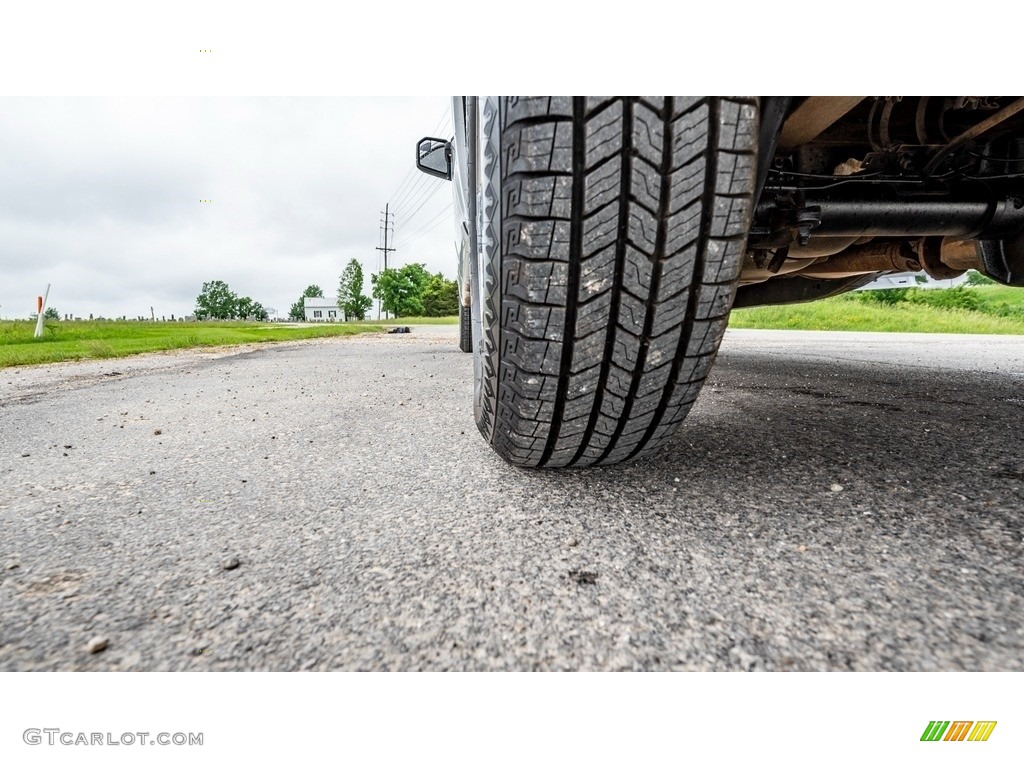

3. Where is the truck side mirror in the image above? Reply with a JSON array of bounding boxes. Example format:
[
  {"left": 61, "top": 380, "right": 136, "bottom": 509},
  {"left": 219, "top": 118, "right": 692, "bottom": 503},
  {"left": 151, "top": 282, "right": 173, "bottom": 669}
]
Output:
[{"left": 416, "top": 137, "right": 452, "bottom": 180}]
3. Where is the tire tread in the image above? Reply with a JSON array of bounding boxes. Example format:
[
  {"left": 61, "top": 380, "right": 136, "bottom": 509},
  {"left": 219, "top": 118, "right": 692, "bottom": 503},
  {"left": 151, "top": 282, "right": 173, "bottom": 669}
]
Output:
[{"left": 477, "top": 97, "right": 757, "bottom": 467}]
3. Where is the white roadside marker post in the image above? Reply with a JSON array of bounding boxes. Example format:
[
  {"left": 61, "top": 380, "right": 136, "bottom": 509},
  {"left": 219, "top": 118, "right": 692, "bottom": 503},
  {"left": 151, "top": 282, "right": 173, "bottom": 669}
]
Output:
[{"left": 34, "top": 284, "right": 50, "bottom": 339}]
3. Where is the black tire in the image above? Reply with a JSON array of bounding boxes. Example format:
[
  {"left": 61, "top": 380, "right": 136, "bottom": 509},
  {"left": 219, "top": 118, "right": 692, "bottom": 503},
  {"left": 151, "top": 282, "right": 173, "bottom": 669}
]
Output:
[
  {"left": 473, "top": 97, "right": 759, "bottom": 468},
  {"left": 459, "top": 304, "right": 473, "bottom": 352}
]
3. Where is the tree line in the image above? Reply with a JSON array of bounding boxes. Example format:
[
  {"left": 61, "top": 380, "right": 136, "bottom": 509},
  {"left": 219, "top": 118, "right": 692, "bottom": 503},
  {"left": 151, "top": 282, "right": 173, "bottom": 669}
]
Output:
[
  {"left": 371, "top": 263, "right": 458, "bottom": 318},
  {"left": 196, "top": 258, "right": 460, "bottom": 323},
  {"left": 194, "top": 280, "right": 269, "bottom": 320},
  {"left": 286, "top": 259, "right": 458, "bottom": 321}
]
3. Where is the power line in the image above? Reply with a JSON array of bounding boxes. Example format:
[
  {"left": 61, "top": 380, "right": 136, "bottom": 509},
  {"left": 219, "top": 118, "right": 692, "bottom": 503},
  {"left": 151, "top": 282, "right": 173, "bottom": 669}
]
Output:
[
  {"left": 391, "top": 163, "right": 442, "bottom": 216},
  {"left": 395, "top": 178, "right": 446, "bottom": 229},
  {"left": 393, "top": 201, "right": 453, "bottom": 250},
  {"left": 385, "top": 106, "right": 451, "bottom": 210},
  {"left": 391, "top": 188, "right": 448, "bottom": 252},
  {"left": 391, "top": 169, "right": 435, "bottom": 217},
  {"left": 391, "top": 108, "right": 452, "bottom": 213},
  {"left": 386, "top": 166, "right": 418, "bottom": 216},
  {"left": 432, "top": 106, "right": 452, "bottom": 136}
]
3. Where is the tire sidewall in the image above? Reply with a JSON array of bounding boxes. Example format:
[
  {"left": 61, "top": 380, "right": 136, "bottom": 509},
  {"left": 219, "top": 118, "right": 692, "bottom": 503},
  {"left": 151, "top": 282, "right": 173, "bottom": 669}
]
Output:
[{"left": 473, "top": 96, "right": 501, "bottom": 443}]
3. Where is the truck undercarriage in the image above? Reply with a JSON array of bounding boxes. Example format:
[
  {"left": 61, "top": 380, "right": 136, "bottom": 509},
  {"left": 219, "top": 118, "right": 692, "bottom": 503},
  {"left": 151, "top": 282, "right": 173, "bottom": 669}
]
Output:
[
  {"left": 416, "top": 96, "right": 1024, "bottom": 467},
  {"left": 739, "top": 96, "right": 1024, "bottom": 308}
]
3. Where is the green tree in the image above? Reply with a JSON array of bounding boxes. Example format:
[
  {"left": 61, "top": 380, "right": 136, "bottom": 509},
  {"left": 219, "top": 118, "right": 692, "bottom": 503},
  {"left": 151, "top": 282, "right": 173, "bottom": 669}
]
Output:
[
  {"left": 31, "top": 307, "right": 61, "bottom": 321},
  {"left": 235, "top": 296, "right": 268, "bottom": 320},
  {"left": 236, "top": 296, "right": 255, "bottom": 319},
  {"left": 235, "top": 294, "right": 268, "bottom": 319},
  {"left": 371, "top": 263, "right": 431, "bottom": 318},
  {"left": 195, "top": 280, "right": 239, "bottom": 320},
  {"left": 338, "top": 259, "right": 373, "bottom": 321},
  {"left": 421, "top": 273, "right": 459, "bottom": 317},
  {"left": 288, "top": 284, "right": 324, "bottom": 321},
  {"left": 250, "top": 301, "right": 269, "bottom": 321},
  {"left": 966, "top": 270, "right": 995, "bottom": 286}
]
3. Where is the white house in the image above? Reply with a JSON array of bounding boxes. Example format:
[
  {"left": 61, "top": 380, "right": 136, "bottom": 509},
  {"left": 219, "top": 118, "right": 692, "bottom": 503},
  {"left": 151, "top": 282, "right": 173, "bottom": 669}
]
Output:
[{"left": 303, "top": 296, "right": 342, "bottom": 322}]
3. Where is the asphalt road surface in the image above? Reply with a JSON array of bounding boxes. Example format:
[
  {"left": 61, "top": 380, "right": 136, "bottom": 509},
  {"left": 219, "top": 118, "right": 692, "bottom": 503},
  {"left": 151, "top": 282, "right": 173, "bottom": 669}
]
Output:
[{"left": 1, "top": 327, "right": 1022, "bottom": 671}]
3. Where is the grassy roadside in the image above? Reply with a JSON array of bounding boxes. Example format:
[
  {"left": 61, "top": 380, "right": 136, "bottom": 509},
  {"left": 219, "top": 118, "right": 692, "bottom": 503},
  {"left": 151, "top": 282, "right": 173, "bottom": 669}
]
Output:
[
  {"left": 8, "top": 282, "right": 1020, "bottom": 369},
  {"left": 0, "top": 321, "right": 384, "bottom": 368},
  {"left": 729, "top": 285, "right": 1024, "bottom": 335}
]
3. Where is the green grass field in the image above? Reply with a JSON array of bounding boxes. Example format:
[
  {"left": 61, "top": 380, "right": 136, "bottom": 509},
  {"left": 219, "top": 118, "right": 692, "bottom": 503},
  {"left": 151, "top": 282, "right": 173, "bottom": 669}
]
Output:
[
  {"left": 0, "top": 320, "right": 384, "bottom": 368},
  {"left": 4, "top": 283, "right": 1021, "bottom": 370},
  {"left": 729, "top": 284, "right": 1024, "bottom": 335}
]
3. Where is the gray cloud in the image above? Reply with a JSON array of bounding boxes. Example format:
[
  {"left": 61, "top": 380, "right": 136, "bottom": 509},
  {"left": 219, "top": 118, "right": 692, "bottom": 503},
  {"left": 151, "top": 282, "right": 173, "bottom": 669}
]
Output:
[{"left": 0, "top": 96, "right": 455, "bottom": 319}]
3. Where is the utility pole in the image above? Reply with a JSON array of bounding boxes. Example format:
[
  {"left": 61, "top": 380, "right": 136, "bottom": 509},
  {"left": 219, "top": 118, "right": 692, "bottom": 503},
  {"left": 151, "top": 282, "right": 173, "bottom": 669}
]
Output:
[{"left": 376, "top": 202, "right": 396, "bottom": 319}]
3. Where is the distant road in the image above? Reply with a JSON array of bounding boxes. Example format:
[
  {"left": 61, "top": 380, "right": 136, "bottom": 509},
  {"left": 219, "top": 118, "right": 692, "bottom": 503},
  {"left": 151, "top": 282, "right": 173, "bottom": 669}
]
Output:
[{"left": 1, "top": 327, "right": 1021, "bottom": 670}]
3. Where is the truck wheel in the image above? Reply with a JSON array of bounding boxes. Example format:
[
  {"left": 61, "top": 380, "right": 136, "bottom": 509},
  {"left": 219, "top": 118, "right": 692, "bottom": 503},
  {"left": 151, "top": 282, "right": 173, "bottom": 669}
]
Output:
[{"left": 473, "top": 97, "right": 758, "bottom": 467}]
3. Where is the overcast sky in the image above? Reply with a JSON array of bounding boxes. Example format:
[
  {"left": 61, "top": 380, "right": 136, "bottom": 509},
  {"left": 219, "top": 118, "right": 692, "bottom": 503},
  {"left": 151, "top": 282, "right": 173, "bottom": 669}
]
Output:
[
  {"left": 0, "top": 97, "right": 455, "bottom": 320},
  {"left": 0, "top": 0, "right": 997, "bottom": 325}
]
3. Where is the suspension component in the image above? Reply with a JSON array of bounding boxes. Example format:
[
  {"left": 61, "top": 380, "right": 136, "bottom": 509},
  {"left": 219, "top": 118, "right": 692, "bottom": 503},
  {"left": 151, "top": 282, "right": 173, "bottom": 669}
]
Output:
[
  {"left": 752, "top": 195, "right": 1024, "bottom": 242},
  {"left": 797, "top": 241, "right": 920, "bottom": 278}
]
